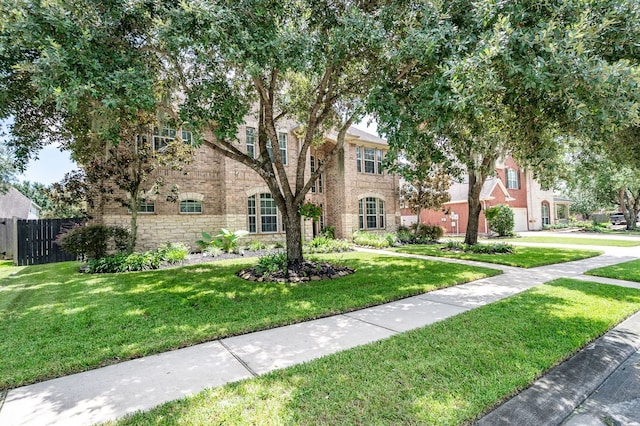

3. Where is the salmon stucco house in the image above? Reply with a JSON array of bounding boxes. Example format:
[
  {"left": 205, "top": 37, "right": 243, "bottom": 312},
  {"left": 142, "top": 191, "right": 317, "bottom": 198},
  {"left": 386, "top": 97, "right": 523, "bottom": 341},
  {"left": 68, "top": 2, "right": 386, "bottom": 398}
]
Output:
[{"left": 93, "top": 120, "right": 400, "bottom": 251}]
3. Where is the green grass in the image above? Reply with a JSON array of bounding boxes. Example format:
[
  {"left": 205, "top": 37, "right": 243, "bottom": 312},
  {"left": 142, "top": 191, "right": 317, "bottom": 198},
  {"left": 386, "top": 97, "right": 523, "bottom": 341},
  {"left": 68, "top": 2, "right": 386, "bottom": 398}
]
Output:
[
  {"left": 112, "top": 279, "right": 640, "bottom": 425},
  {"left": 586, "top": 259, "right": 640, "bottom": 282},
  {"left": 0, "top": 252, "right": 498, "bottom": 390},
  {"left": 393, "top": 244, "right": 602, "bottom": 268},
  {"left": 498, "top": 236, "right": 640, "bottom": 247}
]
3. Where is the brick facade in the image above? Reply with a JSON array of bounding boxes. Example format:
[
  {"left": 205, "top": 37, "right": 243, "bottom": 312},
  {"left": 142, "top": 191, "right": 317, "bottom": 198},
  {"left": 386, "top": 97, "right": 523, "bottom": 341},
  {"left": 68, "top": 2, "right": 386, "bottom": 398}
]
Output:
[
  {"left": 96, "top": 123, "right": 400, "bottom": 251},
  {"left": 402, "top": 156, "right": 557, "bottom": 235}
]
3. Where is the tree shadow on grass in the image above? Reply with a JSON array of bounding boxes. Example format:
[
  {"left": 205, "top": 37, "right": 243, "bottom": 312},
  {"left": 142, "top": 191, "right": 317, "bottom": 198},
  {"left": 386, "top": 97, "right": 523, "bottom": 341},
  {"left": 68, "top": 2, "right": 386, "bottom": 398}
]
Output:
[
  {"left": 114, "top": 277, "right": 640, "bottom": 425},
  {"left": 0, "top": 253, "right": 497, "bottom": 390}
]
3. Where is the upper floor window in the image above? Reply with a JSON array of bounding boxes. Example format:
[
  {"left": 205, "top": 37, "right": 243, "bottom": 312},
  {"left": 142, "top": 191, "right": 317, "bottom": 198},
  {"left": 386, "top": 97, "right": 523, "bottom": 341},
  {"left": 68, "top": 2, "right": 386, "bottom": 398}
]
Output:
[
  {"left": 180, "top": 199, "right": 202, "bottom": 214},
  {"left": 153, "top": 126, "right": 193, "bottom": 151},
  {"left": 246, "top": 127, "right": 256, "bottom": 158},
  {"left": 356, "top": 146, "right": 384, "bottom": 174},
  {"left": 248, "top": 193, "right": 281, "bottom": 233},
  {"left": 506, "top": 168, "right": 520, "bottom": 189},
  {"left": 310, "top": 156, "right": 324, "bottom": 194},
  {"left": 364, "top": 148, "right": 375, "bottom": 173},
  {"left": 266, "top": 132, "right": 288, "bottom": 165},
  {"left": 358, "top": 197, "right": 385, "bottom": 230}
]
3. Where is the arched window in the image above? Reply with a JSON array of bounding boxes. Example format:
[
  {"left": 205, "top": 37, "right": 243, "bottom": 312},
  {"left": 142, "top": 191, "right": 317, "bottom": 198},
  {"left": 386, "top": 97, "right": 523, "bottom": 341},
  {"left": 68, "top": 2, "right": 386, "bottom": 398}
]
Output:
[
  {"left": 358, "top": 197, "right": 385, "bottom": 229},
  {"left": 179, "top": 199, "right": 202, "bottom": 214},
  {"left": 541, "top": 202, "right": 550, "bottom": 225}
]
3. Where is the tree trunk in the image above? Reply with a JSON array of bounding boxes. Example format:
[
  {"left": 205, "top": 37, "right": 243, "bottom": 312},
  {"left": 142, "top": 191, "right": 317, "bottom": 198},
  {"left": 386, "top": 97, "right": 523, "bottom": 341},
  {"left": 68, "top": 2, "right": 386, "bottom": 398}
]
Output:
[
  {"left": 464, "top": 172, "right": 484, "bottom": 245},
  {"left": 129, "top": 204, "right": 138, "bottom": 253},
  {"left": 284, "top": 209, "right": 304, "bottom": 269}
]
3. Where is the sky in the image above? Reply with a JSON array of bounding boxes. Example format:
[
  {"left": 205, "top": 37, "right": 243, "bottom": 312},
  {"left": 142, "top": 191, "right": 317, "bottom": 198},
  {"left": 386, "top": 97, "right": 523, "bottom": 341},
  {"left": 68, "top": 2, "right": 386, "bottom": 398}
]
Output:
[
  {"left": 11, "top": 117, "right": 378, "bottom": 186},
  {"left": 20, "top": 145, "right": 77, "bottom": 185}
]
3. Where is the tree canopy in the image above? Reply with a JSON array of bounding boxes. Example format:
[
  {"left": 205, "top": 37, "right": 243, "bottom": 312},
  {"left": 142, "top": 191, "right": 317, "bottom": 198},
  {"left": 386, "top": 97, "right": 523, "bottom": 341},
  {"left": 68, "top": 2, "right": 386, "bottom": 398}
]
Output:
[{"left": 371, "top": 0, "right": 640, "bottom": 243}]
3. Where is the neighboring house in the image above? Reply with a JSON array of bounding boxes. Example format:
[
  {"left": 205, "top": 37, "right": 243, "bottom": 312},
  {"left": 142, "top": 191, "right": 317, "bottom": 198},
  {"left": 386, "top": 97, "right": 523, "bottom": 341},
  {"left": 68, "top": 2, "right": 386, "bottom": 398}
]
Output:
[
  {"left": 0, "top": 187, "right": 40, "bottom": 219},
  {"left": 93, "top": 121, "right": 400, "bottom": 251},
  {"left": 402, "top": 157, "right": 561, "bottom": 234}
]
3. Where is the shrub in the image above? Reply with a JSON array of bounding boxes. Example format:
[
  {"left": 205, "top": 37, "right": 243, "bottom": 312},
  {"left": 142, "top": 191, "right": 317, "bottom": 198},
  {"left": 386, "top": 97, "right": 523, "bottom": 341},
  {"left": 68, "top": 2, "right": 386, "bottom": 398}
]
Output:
[
  {"left": 467, "top": 242, "right": 514, "bottom": 254},
  {"left": 203, "top": 245, "right": 224, "bottom": 257},
  {"left": 255, "top": 252, "right": 288, "bottom": 276},
  {"left": 440, "top": 240, "right": 515, "bottom": 254},
  {"left": 304, "top": 237, "right": 353, "bottom": 254},
  {"left": 57, "top": 224, "right": 130, "bottom": 260},
  {"left": 414, "top": 224, "right": 445, "bottom": 242},
  {"left": 198, "top": 229, "right": 249, "bottom": 253},
  {"left": 319, "top": 226, "right": 335, "bottom": 239},
  {"left": 396, "top": 227, "right": 415, "bottom": 244},
  {"left": 247, "top": 240, "right": 266, "bottom": 251},
  {"left": 485, "top": 204, "right": 515, "bottom": 237},
  {"left": 85, "top": 250, "right": 163, "bottom": 273},
  {"left": 385, "top": 233, "right": 398, "bottom": 246},
  {"left": 352, "top": 231, "right": 391, "bottom": 248},
  {"left": 158, "top": 242, "right": 190, "bottom": 264}
]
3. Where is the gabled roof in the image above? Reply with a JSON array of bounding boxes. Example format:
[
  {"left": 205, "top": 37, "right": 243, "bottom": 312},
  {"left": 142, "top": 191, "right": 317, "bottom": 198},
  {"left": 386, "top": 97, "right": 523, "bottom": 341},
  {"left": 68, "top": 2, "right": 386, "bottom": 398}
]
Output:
[
  {"left": 446, "top": 176, "right": 514, "bottom": 204},
  {"left": 346, "top": 126, "right": 387, "bottom": 145},
  {"left": 0, "top": 187, "right": 39, "bottom": 219}
]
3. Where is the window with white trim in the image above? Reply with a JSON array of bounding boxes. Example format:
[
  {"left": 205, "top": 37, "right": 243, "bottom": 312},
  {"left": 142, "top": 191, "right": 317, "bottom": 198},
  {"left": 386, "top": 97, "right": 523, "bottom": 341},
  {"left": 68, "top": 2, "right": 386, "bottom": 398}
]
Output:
[
  {"left": 137, "top": 199, "right": 155, "bottom": 213},
  {"left": 246, "top": 127, "right": 256, "bottom": 158},
  {"left": 356, "top": 146, "right": 385, "bottom": 174},
  {"left": 541, "top": 202, "right": 550, "bottom": 225},
  {"left": 278, "top": 132, "right": 288, "bottom": 165},
  {"left": 506, "top": 168, "right": 520, "bottom": 189},
  {"left": 358, "top": 197, "right": 385, "bottom": 229},
  {"left": 266, "top": 133, "right": 288, "bottom": 165},
  {"left": 310, "top": 156, "right": 324, "bottom": 194},
  {"left": 248, "top": 193, "right": 281, "bottom": 233},
  {"left": 364, "top": 148, "right": 375, "bottom": 174},
  {"left": 179, "top": 199, "right": 202, "bottom": 214},
  {"left": 153, "top": 126, "right": 193, "bottom": 151}
]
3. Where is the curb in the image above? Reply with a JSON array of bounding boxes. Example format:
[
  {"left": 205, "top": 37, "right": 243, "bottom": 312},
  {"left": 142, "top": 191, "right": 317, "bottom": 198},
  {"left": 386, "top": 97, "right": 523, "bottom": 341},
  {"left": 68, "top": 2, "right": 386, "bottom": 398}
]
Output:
[{"left": 476, "top": 310, "right": 640, "bottom": 426}]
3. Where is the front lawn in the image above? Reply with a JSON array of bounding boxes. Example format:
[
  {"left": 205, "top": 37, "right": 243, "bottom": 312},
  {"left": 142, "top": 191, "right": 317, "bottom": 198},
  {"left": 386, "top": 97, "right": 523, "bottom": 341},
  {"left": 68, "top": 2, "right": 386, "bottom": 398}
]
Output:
[
  {"left": 499, "top": 236, "right": 640, "bottom": 247},
  {"left": 393, "top": 244, "right": 602, "bottom": 268},
  {"left": 0, "top": 252, "right": 498, "bottom": 390},
  {"left": 585, "top": 259, "right": 640, "bottom": 282},
  {"left": 114, "top": 279, "right": 640, "bottom": 425}
]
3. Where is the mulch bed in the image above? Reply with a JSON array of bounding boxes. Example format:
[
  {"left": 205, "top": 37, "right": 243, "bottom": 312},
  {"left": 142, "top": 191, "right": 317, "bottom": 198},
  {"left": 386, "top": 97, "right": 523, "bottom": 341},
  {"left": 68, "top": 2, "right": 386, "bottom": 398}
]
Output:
[
  {"left": 237, "top": 260, "right": 355, "bottom": 283},
  {"left": 161, "top": 249, "right": 356, "bottom": 283}
]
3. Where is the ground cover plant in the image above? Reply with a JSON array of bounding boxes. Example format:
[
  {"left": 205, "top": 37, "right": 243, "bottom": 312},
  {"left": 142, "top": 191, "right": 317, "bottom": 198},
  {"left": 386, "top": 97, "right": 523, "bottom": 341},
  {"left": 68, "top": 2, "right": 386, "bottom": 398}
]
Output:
[
  {"left": 393, "top": 244, "right": 602, "bottom": 268},
  {"left": 585, "top": 259, "right": 640, "bottom": 282},
  {"left": 0, "top": 253, "right": 498, "bottom": 390},
  {"left": 113, "top": 279, "right": 640, "bottom": 425},
  {"left": 352, "top": 231, "right": 398, "bottom": 248},
  {"left": 500, "top": 236, "right": 640, "bottom": 247}
]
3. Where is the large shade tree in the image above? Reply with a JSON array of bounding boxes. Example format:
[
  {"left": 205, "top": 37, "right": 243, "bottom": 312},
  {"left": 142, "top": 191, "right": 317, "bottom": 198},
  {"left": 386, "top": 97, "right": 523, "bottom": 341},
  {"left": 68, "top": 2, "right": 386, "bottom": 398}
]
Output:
[
  {"left": 0, "top": 0, "right": 190, "bottom": 251},
  {"left": 1, "top": 0, "right": 398, "bottom": 267},
  {"left": 156, "top": 0, "right": 394, "bottom": 268},
  {"left": 372, "top": 0, "right": 640, "bottom": 244}
]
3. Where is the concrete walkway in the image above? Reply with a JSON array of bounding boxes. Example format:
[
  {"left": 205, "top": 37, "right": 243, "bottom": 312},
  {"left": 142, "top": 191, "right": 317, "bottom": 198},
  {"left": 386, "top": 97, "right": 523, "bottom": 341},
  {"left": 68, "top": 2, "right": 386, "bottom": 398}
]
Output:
[{"left": 1, "top": 239, "right": 639, "bottom": 425}]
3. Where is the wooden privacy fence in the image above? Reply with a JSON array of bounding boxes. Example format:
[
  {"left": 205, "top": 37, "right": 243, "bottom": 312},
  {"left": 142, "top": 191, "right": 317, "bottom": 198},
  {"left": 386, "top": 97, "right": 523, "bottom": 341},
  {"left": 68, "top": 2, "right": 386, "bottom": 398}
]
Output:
[{"left": 13, "top": 218, "right": 83, "bottom": 266}]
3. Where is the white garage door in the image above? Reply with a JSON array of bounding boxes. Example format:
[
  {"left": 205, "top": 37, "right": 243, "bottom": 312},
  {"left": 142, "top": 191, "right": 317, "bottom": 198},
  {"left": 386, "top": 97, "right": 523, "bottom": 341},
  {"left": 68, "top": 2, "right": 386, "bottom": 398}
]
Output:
[{"left": 513, "top": 208, "right": 528, "bottom": 232}]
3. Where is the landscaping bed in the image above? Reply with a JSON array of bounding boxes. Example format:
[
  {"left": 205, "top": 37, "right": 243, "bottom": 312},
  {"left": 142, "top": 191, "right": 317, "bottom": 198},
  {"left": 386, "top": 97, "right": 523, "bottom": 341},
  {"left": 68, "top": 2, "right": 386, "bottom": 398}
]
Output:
[{"left": 393, "top": 244, "right": 602, "bottom": 268}]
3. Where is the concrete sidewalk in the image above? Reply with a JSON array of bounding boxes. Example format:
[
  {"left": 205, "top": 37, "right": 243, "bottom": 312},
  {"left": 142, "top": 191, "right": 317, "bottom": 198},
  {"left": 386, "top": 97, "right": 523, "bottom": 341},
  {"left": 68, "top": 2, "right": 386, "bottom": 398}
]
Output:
[{"left": 1, "top": 245, "right": 639, "bottom": 425}]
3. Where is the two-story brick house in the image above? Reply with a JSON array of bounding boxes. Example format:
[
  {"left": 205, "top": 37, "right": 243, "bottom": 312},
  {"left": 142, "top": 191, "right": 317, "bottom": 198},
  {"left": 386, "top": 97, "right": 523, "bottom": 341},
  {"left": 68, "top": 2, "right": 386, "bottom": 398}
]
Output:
[
  {"left": 94, "top": 120, "right": 400, "bottom": 251},
  {"left": 401, "top": 156, "right": 560, "bottom": 234}
]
